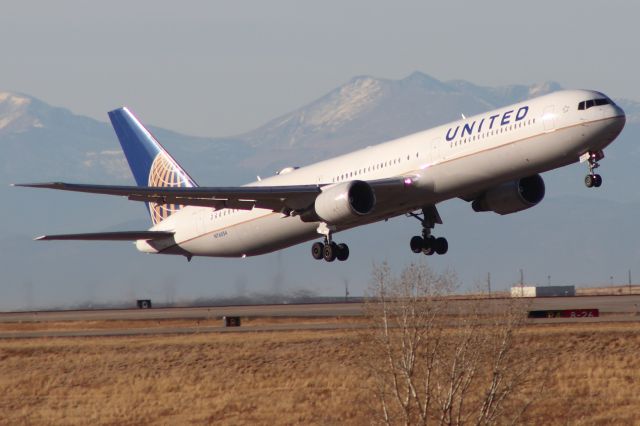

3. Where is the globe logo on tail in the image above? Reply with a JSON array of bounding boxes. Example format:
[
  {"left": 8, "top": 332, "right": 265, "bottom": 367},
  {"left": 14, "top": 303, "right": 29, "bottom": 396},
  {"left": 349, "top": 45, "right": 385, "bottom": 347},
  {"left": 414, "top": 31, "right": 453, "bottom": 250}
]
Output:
[{"left": 148, "top": 153, "right": 191, "bottom": 225}]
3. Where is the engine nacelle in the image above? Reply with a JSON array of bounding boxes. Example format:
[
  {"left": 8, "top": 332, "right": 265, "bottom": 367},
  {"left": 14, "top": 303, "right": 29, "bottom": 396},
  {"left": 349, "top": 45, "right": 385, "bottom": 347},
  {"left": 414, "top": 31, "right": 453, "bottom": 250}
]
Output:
[
  {"left": 313, "top": 180, "right": 376, "bottom": 224},
  {"left": 472, "top": 174, "right": 545, "bottom": 215}
]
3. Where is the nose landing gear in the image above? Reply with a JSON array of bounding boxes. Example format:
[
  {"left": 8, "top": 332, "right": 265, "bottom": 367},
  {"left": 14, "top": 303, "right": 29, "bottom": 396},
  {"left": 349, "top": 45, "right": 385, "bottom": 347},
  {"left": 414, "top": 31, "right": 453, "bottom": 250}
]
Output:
[
  {"left": 408, "top": 205, "right": 448, "bottom": 256},
  {"left": 582, "top": 150, "right": 604, "bottom": 188}
]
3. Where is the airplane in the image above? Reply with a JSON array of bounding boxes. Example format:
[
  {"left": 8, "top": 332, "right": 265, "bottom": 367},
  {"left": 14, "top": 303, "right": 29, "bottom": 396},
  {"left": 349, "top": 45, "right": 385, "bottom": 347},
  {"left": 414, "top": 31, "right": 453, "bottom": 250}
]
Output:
[{"left": 15, "top": 89, "right": 625, "bottom": 263}]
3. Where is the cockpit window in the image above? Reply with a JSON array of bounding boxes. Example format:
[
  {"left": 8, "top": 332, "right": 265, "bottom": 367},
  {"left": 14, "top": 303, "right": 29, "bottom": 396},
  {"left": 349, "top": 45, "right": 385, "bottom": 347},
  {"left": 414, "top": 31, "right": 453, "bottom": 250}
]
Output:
[{"left": 578, "top": 98, "right": 611, "bottom": 110}]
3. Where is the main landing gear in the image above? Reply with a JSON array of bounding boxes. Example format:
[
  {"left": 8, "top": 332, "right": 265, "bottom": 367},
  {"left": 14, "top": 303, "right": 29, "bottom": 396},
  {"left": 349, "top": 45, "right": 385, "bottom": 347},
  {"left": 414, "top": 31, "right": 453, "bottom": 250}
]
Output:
[
  {"left": 311, "top": 222, "right": 349, "bottom": 262},
  {"left": 311, "top": 240, "right": 349, "bottom": 262},
  {"left": 408, "top": 205, "right": 448, "bottom": 256},
  {"left": 583, "top": 150, "right": 604, "bottom": 188}
]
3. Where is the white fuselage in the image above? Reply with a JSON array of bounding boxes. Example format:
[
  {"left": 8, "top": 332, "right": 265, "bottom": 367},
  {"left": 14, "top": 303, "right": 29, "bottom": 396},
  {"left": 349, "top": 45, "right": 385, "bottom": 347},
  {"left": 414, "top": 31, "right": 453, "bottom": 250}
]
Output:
[{"left": 137, "top": 90, "right": 625, "bottom": 257}]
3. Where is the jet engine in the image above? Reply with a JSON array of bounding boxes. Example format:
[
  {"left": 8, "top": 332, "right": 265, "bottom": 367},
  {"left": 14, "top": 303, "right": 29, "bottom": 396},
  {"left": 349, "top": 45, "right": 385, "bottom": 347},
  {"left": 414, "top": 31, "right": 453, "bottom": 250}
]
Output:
[
  {"left": 471, "top": 174, "right": 545, "bottom": 215},
  {"left": 312, "top": 180, "right": 376, "bottom": 224}
]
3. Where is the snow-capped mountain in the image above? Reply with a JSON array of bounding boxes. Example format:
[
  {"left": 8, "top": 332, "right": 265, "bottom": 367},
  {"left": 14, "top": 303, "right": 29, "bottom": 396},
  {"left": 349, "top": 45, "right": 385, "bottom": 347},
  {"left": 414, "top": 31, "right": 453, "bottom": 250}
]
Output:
[
  {"left": 0, "top": 92, "right": 250, "bottom": 184},
  {"left": 239, "top": 72, "right": 566, "bottom": 169},
  {"left": 0, "top": 92, "right": 44, "bottom": 134}
]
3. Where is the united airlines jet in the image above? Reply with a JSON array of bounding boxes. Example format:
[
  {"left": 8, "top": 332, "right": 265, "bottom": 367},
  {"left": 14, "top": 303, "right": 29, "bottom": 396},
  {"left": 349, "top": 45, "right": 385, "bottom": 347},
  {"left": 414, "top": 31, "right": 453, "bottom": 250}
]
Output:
[{"left": 16, "top": 90, "right": 625, "bottom": 262}]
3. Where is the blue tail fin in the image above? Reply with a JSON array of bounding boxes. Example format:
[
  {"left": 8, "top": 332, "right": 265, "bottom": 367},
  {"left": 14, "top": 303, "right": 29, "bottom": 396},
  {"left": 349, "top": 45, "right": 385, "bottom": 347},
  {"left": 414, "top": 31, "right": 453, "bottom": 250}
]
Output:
[{"left": 108, "top": 107, "right": 198, "bottom": 226}]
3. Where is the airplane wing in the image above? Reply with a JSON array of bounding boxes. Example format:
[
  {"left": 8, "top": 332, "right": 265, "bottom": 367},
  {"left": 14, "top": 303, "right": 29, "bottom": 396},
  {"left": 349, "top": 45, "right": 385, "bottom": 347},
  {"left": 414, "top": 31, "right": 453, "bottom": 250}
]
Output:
[
  {"left": 14, "top": 178, "right": 414, "bottom": 213},
  {"left": 35, "top": 231, "right": 175, "bottom": 241}
]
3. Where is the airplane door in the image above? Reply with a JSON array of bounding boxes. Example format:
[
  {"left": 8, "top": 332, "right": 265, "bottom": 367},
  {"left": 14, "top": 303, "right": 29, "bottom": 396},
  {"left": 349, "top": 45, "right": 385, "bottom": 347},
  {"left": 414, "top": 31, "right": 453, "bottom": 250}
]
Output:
[
  {"left": 542, "top": 105, "right": 556, "bottom": 132},
  {"left": 194, "top": 209, "right": 205, "bottom": 234},
  {"left": 430, "top": 138, "right": 442, "bottom": 164}
]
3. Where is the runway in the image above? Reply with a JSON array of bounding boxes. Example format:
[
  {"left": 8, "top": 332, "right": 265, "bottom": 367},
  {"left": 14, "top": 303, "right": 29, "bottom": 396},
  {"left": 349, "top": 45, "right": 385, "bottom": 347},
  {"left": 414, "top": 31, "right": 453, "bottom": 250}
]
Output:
[
  {"left": 0, "top": 302, "right": 363, "bottom": 323},
  {"left": 1, "top": 295, "right": 639, "bottom": 339}
]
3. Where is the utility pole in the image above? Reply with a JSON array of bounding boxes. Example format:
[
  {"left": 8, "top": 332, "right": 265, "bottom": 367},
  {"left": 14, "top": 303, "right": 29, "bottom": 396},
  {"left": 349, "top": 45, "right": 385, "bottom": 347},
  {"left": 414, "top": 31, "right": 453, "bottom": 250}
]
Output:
[
  {"left": 520, "top": 269, "right": 524, "bottom": 286},
  {"left": 344, "top": 279, "right": 350, "bottom": 302},
  {"left": 487, "top": 272, "right": 491, "bottom": 297}
]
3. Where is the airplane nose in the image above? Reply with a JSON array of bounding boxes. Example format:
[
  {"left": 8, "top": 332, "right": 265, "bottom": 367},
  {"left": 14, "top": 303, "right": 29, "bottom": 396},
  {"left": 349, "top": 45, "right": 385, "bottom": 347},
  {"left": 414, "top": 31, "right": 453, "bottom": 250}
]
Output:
[{"left": 608, "top": 105, "right": 626, "bottom": 136}]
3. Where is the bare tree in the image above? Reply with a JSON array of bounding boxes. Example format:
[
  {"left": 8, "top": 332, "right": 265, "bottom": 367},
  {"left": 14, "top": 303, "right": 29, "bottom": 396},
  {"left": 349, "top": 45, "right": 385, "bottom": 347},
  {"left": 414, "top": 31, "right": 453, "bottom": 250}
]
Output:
[{"left": 361, "top": 262, "right": 549, "bottom": 426}]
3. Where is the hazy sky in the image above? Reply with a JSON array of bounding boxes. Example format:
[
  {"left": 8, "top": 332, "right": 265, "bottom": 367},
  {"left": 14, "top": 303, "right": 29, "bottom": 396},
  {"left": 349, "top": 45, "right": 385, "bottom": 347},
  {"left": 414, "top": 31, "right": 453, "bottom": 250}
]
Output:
[{"left": 1, "top": 1, "right": 637, "bottom": 137}]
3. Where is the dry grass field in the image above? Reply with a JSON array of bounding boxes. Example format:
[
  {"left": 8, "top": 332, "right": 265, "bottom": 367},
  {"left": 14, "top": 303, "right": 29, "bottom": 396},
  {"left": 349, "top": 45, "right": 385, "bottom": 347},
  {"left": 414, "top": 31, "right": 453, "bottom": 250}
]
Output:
[
  {"left": 577, "top": 285, "right": 640, "bottom": 296},
  {"left": 1, "top": 321, "right": 639, "bottom": 425}
]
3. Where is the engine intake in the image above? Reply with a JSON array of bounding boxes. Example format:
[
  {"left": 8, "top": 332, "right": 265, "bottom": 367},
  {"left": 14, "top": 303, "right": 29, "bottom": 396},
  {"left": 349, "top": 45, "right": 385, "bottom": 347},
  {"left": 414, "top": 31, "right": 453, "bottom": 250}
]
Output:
[
  {"left": 472, "top": 174, "right": 545, "bottom": 215},
  {"left": 312, "top": 180, "right": 376, "bottom": 224}
]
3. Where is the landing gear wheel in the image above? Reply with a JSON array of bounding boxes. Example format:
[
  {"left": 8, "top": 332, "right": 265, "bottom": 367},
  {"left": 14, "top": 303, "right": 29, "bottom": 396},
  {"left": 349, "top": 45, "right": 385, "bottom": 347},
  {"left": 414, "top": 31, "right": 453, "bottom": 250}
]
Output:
[
  {"left": 434, "top": 237, "right": 448, "bottom": 255},
  {"left": 422, "top": 236, "right": 435, "bottom": 256},
  {"left": 584, "top": 174, "right": 594, "bottom": 188},
  {"left": 311, "top": 242, "right": 324, "bottom": 260},
  {"left": 410, "top": 236, "right": 423, "bottom": 253},
  {"left": 594, "top": 174, "right": 602, "bottom": 187},
  {"left": 323, "top": 243, "right": 337, "bottom": 262},
  {"left": 336, "top": 243, "right": 349, "bottom": 261}
]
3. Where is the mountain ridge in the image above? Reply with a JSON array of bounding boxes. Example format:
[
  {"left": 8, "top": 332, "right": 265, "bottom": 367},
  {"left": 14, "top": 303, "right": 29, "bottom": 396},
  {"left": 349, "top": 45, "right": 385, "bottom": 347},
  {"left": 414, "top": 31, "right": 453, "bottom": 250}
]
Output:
[{"left": 239, "top": 72, "right": 566, "bottom": 168}]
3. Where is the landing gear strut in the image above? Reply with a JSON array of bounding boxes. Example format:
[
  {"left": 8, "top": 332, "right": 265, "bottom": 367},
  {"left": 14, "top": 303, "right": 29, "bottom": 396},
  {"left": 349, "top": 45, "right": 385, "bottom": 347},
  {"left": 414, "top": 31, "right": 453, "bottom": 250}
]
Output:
[
  {"left": 311, "top": 223, "right": 349, "bottom": 262},
  {"left": 407, "top": 205, "right": 448, "bottom": 256},
  {"left": 583, "top": 150, "right": 604, "bottom": 188}
]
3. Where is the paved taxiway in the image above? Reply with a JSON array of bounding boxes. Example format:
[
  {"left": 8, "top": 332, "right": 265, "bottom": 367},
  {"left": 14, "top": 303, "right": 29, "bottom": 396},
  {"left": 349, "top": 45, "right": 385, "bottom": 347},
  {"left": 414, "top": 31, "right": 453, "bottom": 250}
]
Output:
[{"left": 0, "top": 295, "right": 638, "bottom": 339}]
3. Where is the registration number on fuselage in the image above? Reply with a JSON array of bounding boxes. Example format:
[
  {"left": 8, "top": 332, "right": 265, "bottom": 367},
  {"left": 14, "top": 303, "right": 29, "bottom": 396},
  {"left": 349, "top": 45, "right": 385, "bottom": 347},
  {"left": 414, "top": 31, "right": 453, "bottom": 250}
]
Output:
[{"left": 213, "top": 230, "right": 228, "bottom": 239}]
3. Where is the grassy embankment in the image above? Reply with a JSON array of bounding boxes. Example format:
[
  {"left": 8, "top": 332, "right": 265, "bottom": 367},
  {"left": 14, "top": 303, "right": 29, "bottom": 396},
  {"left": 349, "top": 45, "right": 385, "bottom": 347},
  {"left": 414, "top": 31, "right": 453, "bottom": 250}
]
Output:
[{"left": 1, "top": 321, "right": 639, "bottom": 425}]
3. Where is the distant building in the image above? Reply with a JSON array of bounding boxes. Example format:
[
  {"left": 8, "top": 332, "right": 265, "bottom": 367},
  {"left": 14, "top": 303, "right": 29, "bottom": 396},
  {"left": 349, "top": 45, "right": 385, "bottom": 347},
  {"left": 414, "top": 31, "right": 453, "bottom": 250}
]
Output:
[{"left": 511, "top": 286, "right": 575, "bottom": 298}]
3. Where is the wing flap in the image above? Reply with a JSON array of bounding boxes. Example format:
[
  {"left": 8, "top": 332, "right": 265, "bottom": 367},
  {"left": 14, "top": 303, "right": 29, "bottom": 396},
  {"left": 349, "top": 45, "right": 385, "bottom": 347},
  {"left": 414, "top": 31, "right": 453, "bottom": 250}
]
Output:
[{"left": 35, "top": 231, "right": 175, "bottom": 241}]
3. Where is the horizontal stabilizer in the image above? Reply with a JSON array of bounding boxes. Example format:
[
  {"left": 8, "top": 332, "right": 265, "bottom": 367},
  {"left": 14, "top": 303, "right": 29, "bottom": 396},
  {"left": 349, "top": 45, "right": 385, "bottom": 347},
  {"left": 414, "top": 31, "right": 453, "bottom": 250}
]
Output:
[{"left": 35, "top": 231, "right": 175, "bottom": 241}]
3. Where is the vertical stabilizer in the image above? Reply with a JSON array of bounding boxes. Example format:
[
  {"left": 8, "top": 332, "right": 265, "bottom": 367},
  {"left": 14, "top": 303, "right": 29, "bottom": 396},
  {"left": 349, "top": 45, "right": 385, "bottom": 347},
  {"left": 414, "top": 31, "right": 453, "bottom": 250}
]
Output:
[{"left": 108, "top": 107, "right": 198, "bottom": 225}]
